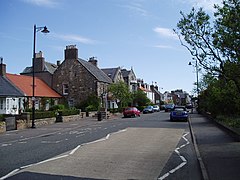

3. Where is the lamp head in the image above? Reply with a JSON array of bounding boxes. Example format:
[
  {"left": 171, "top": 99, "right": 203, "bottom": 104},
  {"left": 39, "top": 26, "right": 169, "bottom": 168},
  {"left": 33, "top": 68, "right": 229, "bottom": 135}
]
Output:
[
  {"left": 188, "top": 62, "right": 192, "bottom": 65},
  {"left": 41, "top": 26, "right": 50, "bottom": 34}
]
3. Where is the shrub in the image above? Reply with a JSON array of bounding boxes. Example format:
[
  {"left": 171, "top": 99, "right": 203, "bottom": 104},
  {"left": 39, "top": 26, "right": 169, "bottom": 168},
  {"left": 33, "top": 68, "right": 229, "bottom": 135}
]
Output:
[
  {"left": 0, "top": 114, "right": 4, "bottom": 121},
  {"left": 216, "top": 115, "right": 240, "bottom": 128},
  {"left": 49, "top": 104, "right": 65, "bottom": 111},
  {"left": 61, "top": 109, "right": 80, "bottom": 116},
  {"left": 32, "top": 111, "right": 56, "bottom": 119}
]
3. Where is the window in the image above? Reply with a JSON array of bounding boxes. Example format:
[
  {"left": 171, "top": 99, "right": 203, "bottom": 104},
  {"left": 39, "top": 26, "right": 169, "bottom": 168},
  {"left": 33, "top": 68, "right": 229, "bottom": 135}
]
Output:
[
  {"left": 0, "top": 99, "right": 3, "bottom": 110},
  {"left": 63, "top": 84, "right": 69, "bottom": 95},
  {"left": 68, "top": 99, "right": 74, "bottom": 107},
  {"left": 6, "top": 99, "right": 9, "bottom": 110}
]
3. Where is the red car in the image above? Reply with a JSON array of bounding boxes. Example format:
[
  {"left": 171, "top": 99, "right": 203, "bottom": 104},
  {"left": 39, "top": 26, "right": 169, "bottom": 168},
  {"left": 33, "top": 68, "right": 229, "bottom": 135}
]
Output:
[{"left": 123, "top": 107, "right": 141, "bottom": 118}]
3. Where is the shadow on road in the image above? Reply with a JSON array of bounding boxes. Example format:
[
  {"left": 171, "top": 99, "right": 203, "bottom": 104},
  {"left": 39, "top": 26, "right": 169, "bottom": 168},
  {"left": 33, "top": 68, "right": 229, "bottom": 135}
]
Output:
[{"left": 8, "top": 171, "right": 106, "bottom": 180}]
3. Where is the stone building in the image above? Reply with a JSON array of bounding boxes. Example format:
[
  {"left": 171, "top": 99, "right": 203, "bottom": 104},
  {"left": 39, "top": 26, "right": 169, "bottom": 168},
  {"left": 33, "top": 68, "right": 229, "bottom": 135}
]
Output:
[{"left": 52, "top": 45, "right": 112, "bottom": 107}]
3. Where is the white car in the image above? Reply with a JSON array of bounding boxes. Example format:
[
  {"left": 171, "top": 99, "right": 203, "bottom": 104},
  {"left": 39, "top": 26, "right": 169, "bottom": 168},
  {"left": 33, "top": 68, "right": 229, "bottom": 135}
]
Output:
[{"left": 153, "top": 105, "right": 160, "bottom": 112}]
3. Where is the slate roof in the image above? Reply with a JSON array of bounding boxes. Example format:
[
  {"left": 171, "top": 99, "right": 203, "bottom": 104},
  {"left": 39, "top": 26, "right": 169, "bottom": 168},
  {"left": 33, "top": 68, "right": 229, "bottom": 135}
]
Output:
[
  {"left": 0, "top": 76, "right": 24, "bottom": 97},
  {"left": 101, "top": 68, "right": 119, "bottom": 81},
  {"left": 78, "top": 59, "right": 112, "bottom": 84},
  {"left": 6, "top": 73, "right": 61, "bottom": 98},
  {"left": 121, "top": 69, "right": 131, "bottom": 78},
  {"left": 21, "top": 61, "right": 57, "bottom": 74}
]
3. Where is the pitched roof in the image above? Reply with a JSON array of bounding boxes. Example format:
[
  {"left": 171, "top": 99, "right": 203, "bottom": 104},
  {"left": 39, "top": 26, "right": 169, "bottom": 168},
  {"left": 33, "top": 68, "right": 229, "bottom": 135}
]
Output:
[
  {"left": 121, "top": 69, "right": 131, "bottom": 78},
  {"left": 21, "top": 61, "right": 57, "bottom": 74},
  {"left": 78, "top": 59, "right": 112, "bottom": 84},
  {"left": 0, "top": 76, "right": 24, "bottom": 97},
  {"left": 101, "top": 68, "right": 119, "bottom": 81},
  {"left": 6, "top": 73, "right": 61, "bottom": 98}
]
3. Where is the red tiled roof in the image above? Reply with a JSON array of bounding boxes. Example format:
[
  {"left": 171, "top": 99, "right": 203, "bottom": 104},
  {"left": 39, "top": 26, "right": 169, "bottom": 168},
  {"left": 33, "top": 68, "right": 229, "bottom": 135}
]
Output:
[
  {"left": 139, "top": 86, "right": 151, "bottom": 92},
  {"left": 6, "top": 73, "right": 61, "bottom": 98}
]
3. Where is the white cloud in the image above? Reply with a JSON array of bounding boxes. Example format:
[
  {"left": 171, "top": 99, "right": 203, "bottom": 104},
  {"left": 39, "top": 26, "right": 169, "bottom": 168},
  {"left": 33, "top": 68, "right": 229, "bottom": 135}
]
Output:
[
  {"left": 22, "top": 0, "right": 60, "bottom": 8},
  {"left": 52, "top": 33, "right": 96, "bottom": 44},
  {"left": 153, "top": 45, "right": 174, "bottom": 49},
  {"left": 153, "top": 27, "right": 178, "bottom": 39},
  {"left": 119, "top": 1, "right": 150, "bottom": 17}
]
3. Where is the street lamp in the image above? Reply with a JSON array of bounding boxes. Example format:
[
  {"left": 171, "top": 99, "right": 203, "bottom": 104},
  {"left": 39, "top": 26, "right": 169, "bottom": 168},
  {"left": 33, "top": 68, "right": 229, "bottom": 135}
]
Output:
[
  {"left": 32, "top": 24, "right": 49, "bottom": 128},
  {"left": 188, "top": 59, "right": 199, "bottom": 97}
]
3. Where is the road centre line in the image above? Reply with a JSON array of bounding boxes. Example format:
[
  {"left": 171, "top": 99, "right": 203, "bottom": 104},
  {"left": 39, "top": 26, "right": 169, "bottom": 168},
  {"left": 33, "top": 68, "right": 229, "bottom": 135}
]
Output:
[{"left": 158, "top": 132, "right": 190, "bottom": 180}]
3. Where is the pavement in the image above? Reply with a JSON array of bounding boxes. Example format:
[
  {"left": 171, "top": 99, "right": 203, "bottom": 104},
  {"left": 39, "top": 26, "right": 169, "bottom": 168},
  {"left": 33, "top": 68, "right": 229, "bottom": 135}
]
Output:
[{"left": 189, "top": 112, "right": 240, "bottom": 180}]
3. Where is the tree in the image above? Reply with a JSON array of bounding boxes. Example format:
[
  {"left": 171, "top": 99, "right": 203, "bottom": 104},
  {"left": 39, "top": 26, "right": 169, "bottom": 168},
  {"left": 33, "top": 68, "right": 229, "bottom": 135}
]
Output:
[
  {"left": 108, "top": 81, "right": 132, "bottom": 110},
  {"left": 174, "top": 0, "right": 240, "bottom": 92},
  {"left": 132, "top": 90, "right": 151, "bottom": 107}
]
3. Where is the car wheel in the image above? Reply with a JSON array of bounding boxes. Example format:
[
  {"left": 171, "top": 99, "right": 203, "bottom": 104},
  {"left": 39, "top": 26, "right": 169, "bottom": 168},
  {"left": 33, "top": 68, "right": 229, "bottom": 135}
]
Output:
[{"left": 132, "top": 114, "right": 136, "bottom": 118}]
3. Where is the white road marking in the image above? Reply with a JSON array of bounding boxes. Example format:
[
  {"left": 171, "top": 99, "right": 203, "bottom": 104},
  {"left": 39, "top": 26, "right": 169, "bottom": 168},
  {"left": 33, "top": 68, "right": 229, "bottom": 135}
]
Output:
[
  {"left": 0, "top": 129, "right": 128, "bottom": 180},
  {"left": 70, "top": 145, "right": 81, "bottom": 155},
  {"left": 158, "top": 132, "right": 190, "bottom": 180},
  {"left": 41, "top": 140, "right": 61, "bottom": 144},
  {"left": 1, "top": 143, "right": 12, "bottom": 147},
  {"left": 0, "top": 169, "right": 19, "bottom": 180}
]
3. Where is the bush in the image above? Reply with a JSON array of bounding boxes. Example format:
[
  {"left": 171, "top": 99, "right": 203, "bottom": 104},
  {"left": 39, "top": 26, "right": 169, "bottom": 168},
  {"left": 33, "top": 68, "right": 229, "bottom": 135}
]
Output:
[
  {"left": 216, "top": 115, "right": 240, "bottom": 128},
  {"left": 32, "top": 111, "right": 56, "bottom": 120},
  {"left": 61, "top": 109, "right": 80, "bottom": 116},
  {"left": 85, "top": 105, "right": 98, "bottom": 112},
  {"left": 49, "top": 104, "right": 65, "bottom": 111},
  {"left": 0, "top": 114, "right": 4, "bottom": 121}
]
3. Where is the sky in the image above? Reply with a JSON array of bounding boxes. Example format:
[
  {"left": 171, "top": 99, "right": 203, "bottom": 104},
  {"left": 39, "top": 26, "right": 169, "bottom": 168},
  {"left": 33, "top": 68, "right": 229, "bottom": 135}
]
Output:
[{"left": 0, "top": 0, "right": 222, "bottom": 95}]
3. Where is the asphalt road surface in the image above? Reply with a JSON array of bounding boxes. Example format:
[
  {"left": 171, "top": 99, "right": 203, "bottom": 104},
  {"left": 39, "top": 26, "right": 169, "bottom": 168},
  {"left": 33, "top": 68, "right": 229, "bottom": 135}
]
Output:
[{"left": 0, "top": 111, "right": 202, "bottom": 180}]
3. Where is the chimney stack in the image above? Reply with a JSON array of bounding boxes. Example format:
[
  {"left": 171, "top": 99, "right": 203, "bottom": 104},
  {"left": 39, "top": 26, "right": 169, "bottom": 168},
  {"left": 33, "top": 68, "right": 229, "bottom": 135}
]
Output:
[
  {"left": 88, "top": 57, "right": 98, "bottom": 66},
  {"left": 35, "top": 51, "right": 45, "bottom": 72},
  {"left": 57, "top": 60, "right": 61, "bottom": 66},
  {"left": 65, "top": 45, "right": 78, "bottom": 60},
  {"left": 0, "top": 57, "right": 6, "bottom": 76}
]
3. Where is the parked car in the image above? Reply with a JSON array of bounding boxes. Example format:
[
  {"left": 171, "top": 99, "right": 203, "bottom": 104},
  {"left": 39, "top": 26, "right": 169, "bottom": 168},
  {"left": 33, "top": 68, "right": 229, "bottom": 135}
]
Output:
[
  {"left": 153, "top": 105, "right": 160, "bottom": 112},
  {"left": 185, "top": 103, "right": 193, "bottom": 109},
  {"left": 123, "top": 107, "right": 141, "bottom": 118},
  {"left": 143, "top": 106, "right": 154, "bottom": 114},
  {"left": 160, "top": 104, "right": 166, "bottom": 110},
  {"left": 170, "top": 106, "right": 189, "bottom": 121},
  {"left": 165, "top": 103, "right": 175, "bottom": 112}
]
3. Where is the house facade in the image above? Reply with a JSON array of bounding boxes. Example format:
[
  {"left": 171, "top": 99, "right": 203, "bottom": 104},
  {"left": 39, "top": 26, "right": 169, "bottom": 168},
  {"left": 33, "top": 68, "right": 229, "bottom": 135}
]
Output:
[
  {"left": 121, "top": 68, "right": 138, "bottom": 92},
  {"left": 0, "top": 58, "right": 61, "bottom": 115},
  {"left": 0, "top": 61, "right": 24, "bottom": 115},
  {"left": 52, "top": 45, "right": 112, "bottom": 107}
]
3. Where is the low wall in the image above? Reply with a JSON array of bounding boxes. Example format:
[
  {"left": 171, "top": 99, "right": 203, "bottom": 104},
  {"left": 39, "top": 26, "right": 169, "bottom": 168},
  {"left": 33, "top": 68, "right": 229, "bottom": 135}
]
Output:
[
  {"left": 0, "top": 122, "right": 6, "bottom": 133},
  {"left": 0, "top": 111, "right": 121, "bottom": 134}
]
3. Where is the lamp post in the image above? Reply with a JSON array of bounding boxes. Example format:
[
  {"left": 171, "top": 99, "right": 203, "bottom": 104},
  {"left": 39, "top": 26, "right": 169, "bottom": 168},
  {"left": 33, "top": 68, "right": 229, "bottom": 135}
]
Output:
[
  {"left": 188, "top": 59, "right": 199, "bottom": 97},
  {"left": 189, "top": 59, "right": 199, "bottom": 111},
  {"left": 31, "top": 24, "right": 49, "bottom": 128}
]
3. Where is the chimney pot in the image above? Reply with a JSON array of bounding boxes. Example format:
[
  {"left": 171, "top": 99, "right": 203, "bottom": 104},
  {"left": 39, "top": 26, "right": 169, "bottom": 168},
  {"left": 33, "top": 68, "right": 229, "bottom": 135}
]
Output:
[{"left": 88, "top": 57, "right": 98, "bottom": 66}]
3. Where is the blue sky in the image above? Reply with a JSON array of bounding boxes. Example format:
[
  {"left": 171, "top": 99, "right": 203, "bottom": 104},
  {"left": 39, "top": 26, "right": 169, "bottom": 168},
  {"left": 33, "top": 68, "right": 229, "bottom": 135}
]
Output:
[{"left": 0, "top": 0, "right": 221, "bottom": 94}]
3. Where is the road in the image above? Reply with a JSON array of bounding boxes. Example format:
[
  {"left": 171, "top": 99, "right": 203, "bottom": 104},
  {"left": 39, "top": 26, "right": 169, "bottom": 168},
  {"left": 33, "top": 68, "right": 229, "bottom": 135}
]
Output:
[{"left": 0, "top": 111, "right": 202, "bottom": 179}]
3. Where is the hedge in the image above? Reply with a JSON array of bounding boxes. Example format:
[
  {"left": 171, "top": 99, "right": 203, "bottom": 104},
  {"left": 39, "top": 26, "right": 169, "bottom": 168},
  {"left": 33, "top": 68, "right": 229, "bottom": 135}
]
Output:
[{"left": 30, "top": 109, "right": 80, "bottom": 120}]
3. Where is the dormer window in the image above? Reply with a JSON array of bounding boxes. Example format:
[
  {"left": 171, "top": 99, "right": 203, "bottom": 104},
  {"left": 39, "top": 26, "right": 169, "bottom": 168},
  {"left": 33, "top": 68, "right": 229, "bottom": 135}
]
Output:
[{"left": 63, "top": 84, "right": 69, "bottom": 95}]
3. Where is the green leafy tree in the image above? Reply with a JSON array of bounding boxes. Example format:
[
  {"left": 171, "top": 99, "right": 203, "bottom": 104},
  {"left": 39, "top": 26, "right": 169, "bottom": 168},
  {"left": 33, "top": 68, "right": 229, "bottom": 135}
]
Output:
[
  {"left": 77, "top": 94, "right": 100, "bottom": 111},
  {"left": 108, "top": 81, "right": 132, "bottom": 110},
  {"left": 174, "top": 0, "right": 240, "bottom": 92},
  {"left": 132, "top": 90, "right": 151, "bottom": 107}
]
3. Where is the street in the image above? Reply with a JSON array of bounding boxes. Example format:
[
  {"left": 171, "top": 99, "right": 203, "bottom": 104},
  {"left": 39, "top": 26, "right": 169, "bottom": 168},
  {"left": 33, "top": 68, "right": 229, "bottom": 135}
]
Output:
[{"left": 0, "top": 112, "right": 202, "bottom": 180}]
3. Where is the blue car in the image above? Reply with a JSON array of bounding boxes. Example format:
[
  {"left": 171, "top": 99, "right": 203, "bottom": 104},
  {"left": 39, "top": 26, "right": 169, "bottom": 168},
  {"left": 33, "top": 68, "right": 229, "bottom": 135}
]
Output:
[
  {"left": 170, "top": 106, "right": 189, "bottom": 121},
  {"left": 143, "top": 106, "right": 154, "bottom": 114}
]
